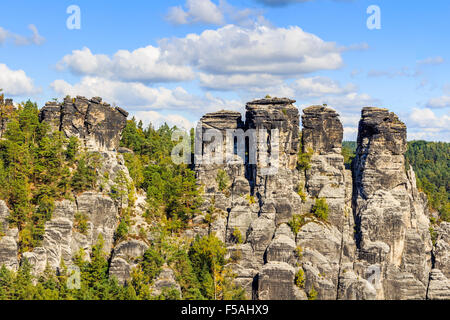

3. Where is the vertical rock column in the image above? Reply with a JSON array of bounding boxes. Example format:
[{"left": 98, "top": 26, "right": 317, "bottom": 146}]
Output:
[
  {"left": 296, "top": 106, "right": 359, "bottom": 300},
  {"left": 352, "top": 107, "right": 432, "bottom": 300}
]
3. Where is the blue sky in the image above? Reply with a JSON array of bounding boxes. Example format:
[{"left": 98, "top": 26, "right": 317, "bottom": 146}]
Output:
[{"left": 0, "top": 0, "right": 449, "bottom": 141}]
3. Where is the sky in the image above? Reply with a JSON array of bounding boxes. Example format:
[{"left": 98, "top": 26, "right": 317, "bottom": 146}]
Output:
[{"left": 0, "top": 0, "right": 449, "bottom": 141}]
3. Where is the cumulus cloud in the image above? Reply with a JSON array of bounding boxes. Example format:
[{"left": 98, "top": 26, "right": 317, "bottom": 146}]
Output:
[
  {"left": 166, "top": 0, "right": 225, "bottom": 25},
  {"left": 57, "top": 46, "right": 194, "bottom": 83},
  {"left": 162, "top": 24, "right": 344, "bottom": 77},
  {"left": 409, "top": 108, "right": 449, "bottom": 128},
  {"left": 58, "top": 24, "right": 350, "bottom": 88},
  {"left": 0, "top": 24, "right": 45, "bottom": 46},
  {"left": 0, "top": 63, "right": 39, "bottom": 96},
  {"left": 407, "top": 108, "right": 450, "bottom": 141},
  {"left": 50, "top": 76, "right": 242, "bottom": 115}
]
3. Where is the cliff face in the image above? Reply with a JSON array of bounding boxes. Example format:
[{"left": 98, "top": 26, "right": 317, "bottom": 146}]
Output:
[
  {"left": 40, "top": 96, "right": 129, "bottom": 151},
  {"left": 194, "top": 98, "right": 450, "bottom": 300},
  {"left": 352, "top": 107, "right": 432, "bottom": 299}
]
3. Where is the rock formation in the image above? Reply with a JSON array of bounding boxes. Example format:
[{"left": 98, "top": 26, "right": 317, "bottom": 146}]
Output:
[
  {"left": 193, "top": 98, "right": 450, "bottom": 300},
  {"left": 0, "top": 94, "right": 449, "bottom": 300},
  {"left": 40, "top": 96, "right": 128, "bottom": 151},
  {"left": 352, "top": 107, "right": 432, "bottom": 299}
]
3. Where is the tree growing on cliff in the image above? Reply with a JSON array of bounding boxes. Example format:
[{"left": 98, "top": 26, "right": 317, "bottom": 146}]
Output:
[{"left": 312, "top": 198, "right": 329, "bottom": 221}]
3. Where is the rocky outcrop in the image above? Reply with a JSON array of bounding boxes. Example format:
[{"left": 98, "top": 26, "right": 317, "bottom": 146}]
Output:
[
  {"left": 39, "top": 96, "right": 128, "bottom": 151},
  {"left": 1, "top": 94, "right": 448, "bottom": 300},
  {"left": 0, "top": 200, "right": 19, "bottom": 271},
  {"left": 302, "top": 105, "right": 343, "bottom": 154},
  {"left": 194, "top": 98, "right": 448, "bottom": 300},
  {"left": 352, "top": 107, "right": 433, "bottom": 300},
  {"left": 109, "top": 239, "right": 149, "bottom": 284},
  {"left": 193, "top": 98, "right": 306, "bottom": 300},
  {"left": 22, "top": 190, "right": 121, "bottom": 275}
]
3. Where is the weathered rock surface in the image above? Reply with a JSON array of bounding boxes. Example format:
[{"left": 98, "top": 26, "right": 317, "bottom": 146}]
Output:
[
  {"left": 427, "top": 269, "right": 450, "bottom": 300},
  {"left": 352, "top": 107, "right": 433, "bottom": 300},
  {"left": 39, "top": 96, "right": 128, "bottom": 151},
  {"left": 109, "top": 240, "right": 149, "bottom": 284},
  {"left": 1, "top": 95, "right": 448, "bottom": 300},
  {"left": 194, "top": 98, "right": 448, "bottom": 300},
  {"left": 22, "top": 190, "right": 121, "bottom": 276},
  {"left": 0, "top": 200, "right": 19, "bottom": 271}
]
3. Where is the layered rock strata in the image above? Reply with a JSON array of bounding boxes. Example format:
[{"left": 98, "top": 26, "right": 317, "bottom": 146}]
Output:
[
  {"left": 194, "top": 98, "right": 448, "bottom": 300},
  {"left": 39, "top": 96, "right": 128, "bottom": 151}
]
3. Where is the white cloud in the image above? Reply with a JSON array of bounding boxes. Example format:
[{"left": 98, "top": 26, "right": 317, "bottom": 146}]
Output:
[
  {"left": 0, "top": 63, "right": 39, "bottom": 96},
  {"left": 426, "top": 95, "right": 450, "bottom": 109},
  {"left": 409, "top": 108, "right": 450, "bottom": 128},
  {"left": 166, "top": 6, "right": 189, "bottom": 25},
  {"left": 343, "top": 126, "right": 358, "bottom": 141},
  {"left": 162, "top": 24, "right": 344, "bottom": 77},
  {"left": 417, "top": 56, "right": 444, "bottom": 66},
  {"left": 57, "top": 46, "right": 194, "bottom": 83},
  {"left": 50, "top": 76, "right": 242, "bottom": 115},
  {"left": 134, "top": 111, "right": 195, "bottom": 130},
  {"left": 166, "top": 0, "right": 225, "bottom": 25},
  {"left": 407, "top": 108, "right": 450, "bottom": 141},
  {"left": 58, "top": 23, "right": 349, "bottom": 88},
  {"left": 0, "top": 24, "right": 45, "bottom": 46},
  {"left": 291, "top": 77, "right": 357, "bottom": 97}
]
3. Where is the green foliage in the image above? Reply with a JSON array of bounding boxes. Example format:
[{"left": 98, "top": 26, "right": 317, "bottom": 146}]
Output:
[
  {"left": 406, "top": 140, "right": 449, "bottom": 222},
  {"left": 120, "top": 119, "right": 203, "bottom": 230},
  {"left": 114, "top": 218, "right": 129, "bottom": 243},
  {"left": 216, "top": 169, "right": 230, "bottom": 193},
  {"left": 245, "top": 194, "right": 256, "bottom": 204},
  {"left": 231, "top": 228, "right": 243, "bottom": 244},
  {"left": 188, "top": 234, "right": 226, "bottom": 299},
  {"left": 70, "top": 153, "right": 100, "bottom": 193},
  {"left": 308, "top": 286, "right": 318, "bottom": 300},
  {"left": 429, "top": 227, "right": 438, "bottom": 246},
  {"left": 295, "top": 269, "right": 305, "bottom": 289},
  {"left": 0, "top": 101, "right": 103, "bottom": 252},
  {"left": 297, "top": 185, "right": 307, "bottom": 203},
  {"left": 312, "top": 198, "right": 329, "bottom": 221},
  {"left": 288, "top": 214, "right": 306, "bottom": 235},
  {"left": 342, "top": 141, "right": 356, "bottom": 169},
  {"left": 297, "top": 132, "right": 313, "bottom": 171},
  {"left": 66, "top": 137, "right": 78, "bottom": 162},
  {"left": 295, "top": 246, "right": 303, "bottom": 259},
  {"left": 74, "top": 213, "right": 88, "bottom": 235}
]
